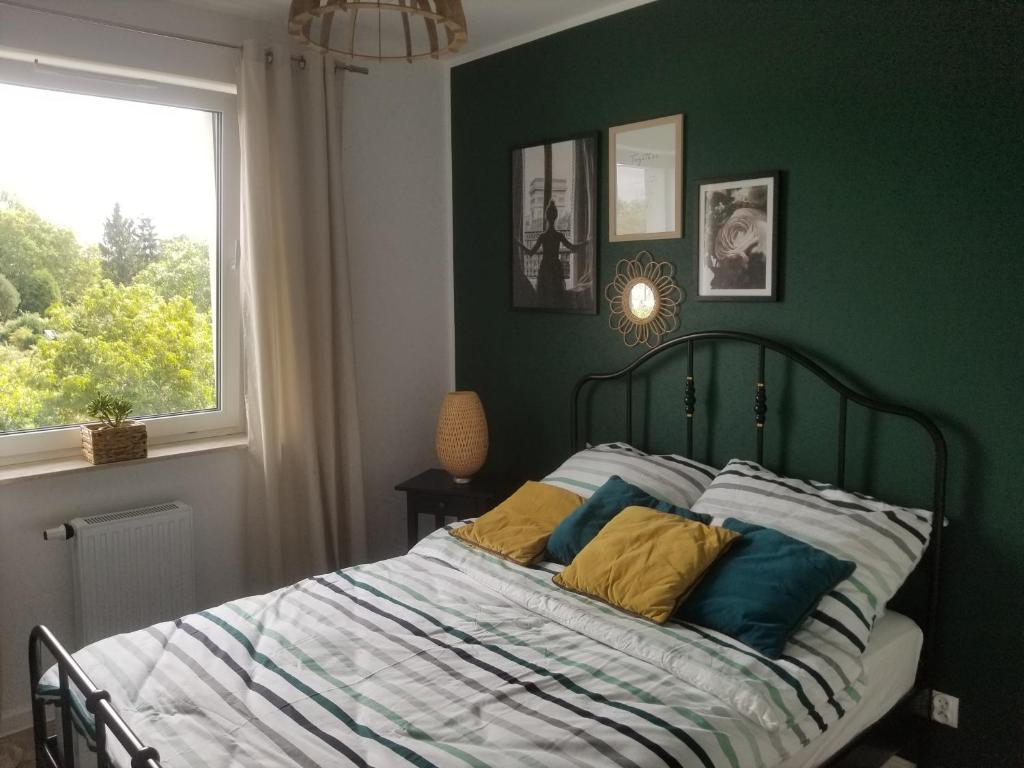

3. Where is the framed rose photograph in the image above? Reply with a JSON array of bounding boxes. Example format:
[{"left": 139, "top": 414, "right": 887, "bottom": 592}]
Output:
[{"left": 696, "top": 173, "right": 780, "bottom": 301}]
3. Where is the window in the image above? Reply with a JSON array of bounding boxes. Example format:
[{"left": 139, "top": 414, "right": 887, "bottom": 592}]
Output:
[{"left": 0, "top": 59, "right": 240, "bottom": 465}]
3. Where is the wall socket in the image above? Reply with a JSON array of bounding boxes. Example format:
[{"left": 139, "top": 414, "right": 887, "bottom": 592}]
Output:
[{"left": 931, "top": 691, "right": 960, "bottom": 728}]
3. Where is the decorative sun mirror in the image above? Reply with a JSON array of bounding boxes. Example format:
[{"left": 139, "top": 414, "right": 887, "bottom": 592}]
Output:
[
  {"left": 605, "top": 251, "right": 683, "bottom": 347},
  {"left": 609, "top": 114, "right": 683, "bottom": 242}
]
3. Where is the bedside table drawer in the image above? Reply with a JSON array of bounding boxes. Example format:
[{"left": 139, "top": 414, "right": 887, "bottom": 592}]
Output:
[{"left": 408, "top": 493, "right": 478, "bottom": 521}]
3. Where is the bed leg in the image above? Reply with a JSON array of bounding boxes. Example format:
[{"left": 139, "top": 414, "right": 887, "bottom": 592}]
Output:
[
  {"left": 915, "top": 718, "right": 933, "bottom": 768},
  {"left": 907, "top": 689, "right": 932, "bottom": 768},
  {"left": 31, "top": 693, "right": 48, "bottom": 767}
]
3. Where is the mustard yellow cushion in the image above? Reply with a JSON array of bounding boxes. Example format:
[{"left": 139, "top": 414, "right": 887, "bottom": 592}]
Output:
[
  {"left": 553, "top": 505, "right": 740, "bottom": 623},
  {"left": 451, "top": 481, "right": 584, "bottom": 565}
]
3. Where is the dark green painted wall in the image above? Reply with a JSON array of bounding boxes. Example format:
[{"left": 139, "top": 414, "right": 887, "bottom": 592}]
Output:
[{"left": 451, "top": 2, "right": 1023, "bottom": 765}]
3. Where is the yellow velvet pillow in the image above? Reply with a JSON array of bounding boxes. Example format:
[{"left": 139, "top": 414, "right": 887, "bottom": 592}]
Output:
[
  {"left": 553, "top": 505, "right": 741, "bottom": 623},
  {"left": 451, "top": 481, "right": 585, "bottom": 565}
]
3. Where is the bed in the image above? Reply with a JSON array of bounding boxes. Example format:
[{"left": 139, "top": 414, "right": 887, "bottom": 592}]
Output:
[{"left": 29, "top": 330, "right": 946, "bottom": 768}]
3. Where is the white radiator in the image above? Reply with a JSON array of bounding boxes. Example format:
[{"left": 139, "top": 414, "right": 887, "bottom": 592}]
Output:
[{"left": 63, "top": 501, "right": 196, "bottom": 647}]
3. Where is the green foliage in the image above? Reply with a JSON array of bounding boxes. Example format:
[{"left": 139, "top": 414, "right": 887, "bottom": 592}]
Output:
[
  {"left": 0, "top": 273, "right": 19, "bottom": 320},
  {"left": 0, "top": 345, "right": 48, "bottom": 432},
  {"left": 135, "top": 236, "right": 212, "bottom": 313},
  {"left": 99, "top": 203, "right": 142, "bottom": 285},
  {"left": 0, "top": 194, "right": 98, "bottom": 303},
  {"left": 1, "top": 312, "right": 45, "bottom": 345},
  {"left": 39, "top": 281, "right": 215, "bottom": 423},
  {"left": 8, "top": 326, "right": 38, "bottom": 350},
  {"left": 87, "top": 393, "right": 134, "bottom": 428},
  {"left": 0, "top": 199, "right": 217, "bottom": 434},
  {"left": 616, "top": 199, "right": 648, "bottom": 236},
  {"left": 19, "top": 268, "right": 60, "bottom": 314},
  {"left": 137, "top": 217, "right": 160, "bottom": 266}
]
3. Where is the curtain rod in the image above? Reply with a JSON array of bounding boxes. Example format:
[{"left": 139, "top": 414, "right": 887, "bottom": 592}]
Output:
[{"left": 0, "top": 0, "right": 370, "bottom": 75}]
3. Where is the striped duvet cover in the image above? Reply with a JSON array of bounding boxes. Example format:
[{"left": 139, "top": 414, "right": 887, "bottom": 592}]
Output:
[{"left": 43, "top": 526, "right": 870, "bottom": 768}]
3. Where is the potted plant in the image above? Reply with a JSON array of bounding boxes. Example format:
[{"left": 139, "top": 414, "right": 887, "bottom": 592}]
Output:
[{"left": 80, "top": 393, "right": 147, "bottom": 465}]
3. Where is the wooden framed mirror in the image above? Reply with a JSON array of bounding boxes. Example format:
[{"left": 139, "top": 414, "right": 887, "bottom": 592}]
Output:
[{"left": 609, "top": 114, "right": 683, "bottom": 242}]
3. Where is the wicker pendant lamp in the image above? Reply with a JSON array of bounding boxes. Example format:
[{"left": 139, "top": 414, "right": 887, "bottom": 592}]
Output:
[
  {"left": 436, "top": 391, "right": 488, "bottom": 484},
  {"left": 288, "top": 1, "right": 468, "bottom": 63}
]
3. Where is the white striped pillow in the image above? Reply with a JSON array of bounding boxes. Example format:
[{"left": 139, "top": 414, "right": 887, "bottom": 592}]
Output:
[
  {"left": 542, "top": 443, "right": 718, "bottom": 509},
  {"left": 692, "top": 459, "right": 932, "bottom": 656}
]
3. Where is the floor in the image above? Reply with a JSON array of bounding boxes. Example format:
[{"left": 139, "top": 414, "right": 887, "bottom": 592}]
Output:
[{"left": 0, "top": 728, "right": 34, "bottom": 768}]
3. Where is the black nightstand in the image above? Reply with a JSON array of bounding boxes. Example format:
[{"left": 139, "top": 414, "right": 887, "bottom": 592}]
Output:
[{"left": 395, "top": 469, "right": 519, "bottom": 548}]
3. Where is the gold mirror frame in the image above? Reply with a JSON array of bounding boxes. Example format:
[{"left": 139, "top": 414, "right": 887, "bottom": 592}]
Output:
[{"left": 605, "top": 251, "right": 683, "bottom": 348}]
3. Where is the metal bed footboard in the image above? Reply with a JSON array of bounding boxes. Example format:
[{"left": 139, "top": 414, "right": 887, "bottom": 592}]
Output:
[{"left": 29, "top": 625, "right": 161, "bottom": 768}]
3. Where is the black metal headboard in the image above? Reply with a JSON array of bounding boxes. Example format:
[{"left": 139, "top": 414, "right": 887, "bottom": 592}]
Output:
[{"left": 570, "top": 330, "right": 946, "bottom": 694}]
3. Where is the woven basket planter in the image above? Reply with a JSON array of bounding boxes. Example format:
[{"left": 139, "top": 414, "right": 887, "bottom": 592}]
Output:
[{"left": 80, "top": 421, "right": 148, "bottom": 465}]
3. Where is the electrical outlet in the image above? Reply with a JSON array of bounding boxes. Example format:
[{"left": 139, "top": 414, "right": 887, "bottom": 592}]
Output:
[{"left": 931, "top": 691, "right": 959, "bottom": 728}]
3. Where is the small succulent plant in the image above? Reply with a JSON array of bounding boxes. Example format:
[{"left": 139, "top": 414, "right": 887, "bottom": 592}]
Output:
[{"left": 86, "top": 393, "right": 134, "bottom": 429}]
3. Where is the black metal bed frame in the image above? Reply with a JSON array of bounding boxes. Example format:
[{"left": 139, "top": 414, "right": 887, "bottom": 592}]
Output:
[
  {"left": 28, "top": 329, "right": 945, "bottom": 768},
  {"left": 29, "top": 625, "right": 161, "bottom": 768},
  {"left": 571, "top": 329, "right": 947, "bottom": 766}
]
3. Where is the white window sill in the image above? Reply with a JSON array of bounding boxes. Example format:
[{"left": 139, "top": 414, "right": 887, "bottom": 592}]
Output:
[{"left": 0, "top": 434, "right": 248, "bottom": 486}]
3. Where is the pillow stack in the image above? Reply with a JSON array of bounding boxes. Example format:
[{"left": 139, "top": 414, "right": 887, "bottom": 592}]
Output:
[
  {"left": 450, "top": 445, "right": 930, "bottom": 661},
  {"left": 451, "top": 481, "right": 583, "bottom": 565},
  {"left": 554, "top": 506, "right": 739, "bottom": 623},
  {"left": 542, "top": 443, "right": 717, "bottom": 507},
  {"left": 691, "top": 459, "right": 932, "bottom": 656},
  {"left": 675, "top": 518, "right": 855, "bottom": 657},
  {"left": 546, "top": 474, "right": 710, "bottom": 565}
]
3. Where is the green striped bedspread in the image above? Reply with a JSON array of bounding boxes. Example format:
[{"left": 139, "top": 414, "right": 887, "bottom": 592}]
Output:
[{"left": 42, "top": 526, "right": 868, "bottom": 768}]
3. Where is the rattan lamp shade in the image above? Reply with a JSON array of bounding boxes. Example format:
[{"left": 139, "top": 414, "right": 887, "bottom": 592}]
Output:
[{"left": 436, "top": 391, "right": 488, "bottom": 483}]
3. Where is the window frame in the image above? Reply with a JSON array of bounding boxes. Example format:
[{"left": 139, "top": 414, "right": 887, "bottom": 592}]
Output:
[{"left": 0, "top": 58, "right": 242, "bottom": 466}]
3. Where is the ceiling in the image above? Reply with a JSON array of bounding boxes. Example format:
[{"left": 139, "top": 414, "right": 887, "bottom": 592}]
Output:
[{"left": 175, "top": 0, "right": 657, "bottom": 62}]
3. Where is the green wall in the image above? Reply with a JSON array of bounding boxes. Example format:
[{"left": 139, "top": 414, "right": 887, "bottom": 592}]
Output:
[{"left": 451, "top": 2, "right": 1022, "bottom": 765}]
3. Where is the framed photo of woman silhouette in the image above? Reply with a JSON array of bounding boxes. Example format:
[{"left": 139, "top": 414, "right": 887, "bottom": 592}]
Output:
[
  {"left": 511, "top": 133, "right": 598, "bottom": 313},
  {"left": 695, "top": 172, "right": 780, "bottom": 301}
]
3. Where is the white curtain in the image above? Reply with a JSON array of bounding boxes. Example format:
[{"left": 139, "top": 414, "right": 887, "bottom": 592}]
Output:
[{"left": 238, "top": 42, "right": 366, "bottom": 592}]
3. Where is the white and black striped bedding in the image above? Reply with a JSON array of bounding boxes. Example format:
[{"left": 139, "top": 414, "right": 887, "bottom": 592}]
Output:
[
  {"left": 691, "top": 460, "right": 932, "bottom": 658},
  {"left": 42, "top": 524, "right": 877, "bottom": 768},
  {"left": 543, "top": 443, "right": 718, "bottom": 506}
]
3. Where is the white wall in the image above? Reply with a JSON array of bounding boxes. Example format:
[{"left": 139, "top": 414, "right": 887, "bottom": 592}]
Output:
[
  {"left": 343, "top": 63, "right": 453, "bottom": 561},
  {"left": 0, "top": 0, "right": 277, "bottom": 86},
  {"left": 0, "top": 0, "right": 453, "bottom": 734},
  {"left": 0, "top": 449, "right": 247, "bottom": 735}
]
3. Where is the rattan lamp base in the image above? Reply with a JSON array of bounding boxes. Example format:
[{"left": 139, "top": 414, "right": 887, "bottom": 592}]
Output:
[{"left": 436, "top": 391, "right": 488, "bottom": 484}]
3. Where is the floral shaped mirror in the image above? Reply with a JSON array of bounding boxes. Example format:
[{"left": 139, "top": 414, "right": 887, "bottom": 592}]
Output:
[{"left": 605, "top": 251, "right": 682, "bottom": 347}]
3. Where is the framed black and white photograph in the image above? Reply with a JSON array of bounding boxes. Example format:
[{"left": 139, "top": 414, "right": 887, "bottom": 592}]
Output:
[
  {"left": 511, "top": 133, "right": 597, "bottom": 313},
  {"left": 696, "top": 173, "right": 780, "bottom": 301}
]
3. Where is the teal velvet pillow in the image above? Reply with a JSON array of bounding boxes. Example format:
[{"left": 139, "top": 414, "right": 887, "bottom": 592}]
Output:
[
  {"left": 674, "top": 519, "right": 856, "bottom": 659},
  {"left": 545, "top": 475, "right": 711, "bottom": 565}
]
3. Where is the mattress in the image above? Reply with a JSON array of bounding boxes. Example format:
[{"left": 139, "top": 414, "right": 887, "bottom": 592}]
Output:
[
  {"left": 41, "top": 526, "right": 920, "bottom": 768},
  {"left": 777, "top": 612, "right": 923, "bottom": 768}
]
